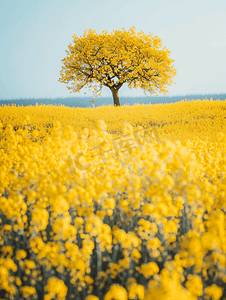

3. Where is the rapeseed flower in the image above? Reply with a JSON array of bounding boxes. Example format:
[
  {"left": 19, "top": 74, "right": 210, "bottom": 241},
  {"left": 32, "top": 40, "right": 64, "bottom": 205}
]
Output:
[
  {"left": 128, "top": 282, "right": 145, "bottom": 299},
  {"left": 21, "top": 286, "right": 36, "bottom": 298},
  {"left": 0, "top": 99, "right": 225, "bottom": 298},
  {"left": 104, "top": 284, "right": 127, "bottom": 300},
  {"left": 204, "top": 284, "right": 223, "bottom": 300},
  {"left": 185, "top": 274, "right": 203, "bottom": 297},
  {"left": 138, "top": 262, "right": 159, "bottom": 278}
]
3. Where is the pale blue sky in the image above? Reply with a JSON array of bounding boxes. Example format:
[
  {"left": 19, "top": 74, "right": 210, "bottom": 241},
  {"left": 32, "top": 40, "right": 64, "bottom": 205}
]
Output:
[{"left": 0, "top": 0, "right": 226, "bottom": 100}]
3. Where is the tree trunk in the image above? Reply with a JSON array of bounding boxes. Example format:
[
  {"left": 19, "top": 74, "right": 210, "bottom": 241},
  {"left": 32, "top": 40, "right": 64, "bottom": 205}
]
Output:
[{"left": 110, "top": 87, "right": 120, "bottom": 106}]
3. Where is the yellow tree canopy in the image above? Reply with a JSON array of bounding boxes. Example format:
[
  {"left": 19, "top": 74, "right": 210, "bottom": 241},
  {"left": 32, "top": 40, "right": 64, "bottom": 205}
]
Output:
[{"left": 59, "top": 27, "right": 177, "bottom": 106}]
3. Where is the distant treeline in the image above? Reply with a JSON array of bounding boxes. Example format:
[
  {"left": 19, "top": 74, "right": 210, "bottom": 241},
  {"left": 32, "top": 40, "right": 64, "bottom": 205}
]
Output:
[{"left": 0, "top": 93, "right": 225, "bottom": 108}]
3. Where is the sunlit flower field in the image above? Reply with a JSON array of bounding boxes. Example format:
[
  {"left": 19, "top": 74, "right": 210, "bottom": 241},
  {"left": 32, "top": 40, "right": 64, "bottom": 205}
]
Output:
[{"left": 0, "top": 99, "right": 225, "bottom": 300}]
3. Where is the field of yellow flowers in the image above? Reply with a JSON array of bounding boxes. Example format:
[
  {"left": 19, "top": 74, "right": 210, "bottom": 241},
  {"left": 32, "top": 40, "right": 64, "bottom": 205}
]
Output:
[{"left": 0, "top": 99, "right": 226, "bottom": 300}]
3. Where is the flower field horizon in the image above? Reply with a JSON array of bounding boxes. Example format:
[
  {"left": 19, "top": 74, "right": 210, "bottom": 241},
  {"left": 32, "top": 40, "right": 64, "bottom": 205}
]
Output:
[{"left": 0, "top": 98, "right": 225, "bottom": 300}]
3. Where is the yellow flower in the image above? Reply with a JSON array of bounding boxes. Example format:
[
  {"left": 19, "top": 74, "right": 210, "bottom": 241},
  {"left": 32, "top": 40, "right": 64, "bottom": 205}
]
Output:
[
  {"left": 0, "top": 265, "right": 8, "bottom": 278},
  {"left": 16, "top": 249, "right": 27, "bottom": 260},
  {"left": 21, "top": 286, "right": 36, "bottom": 298},
  {"left": 85, "top": 296, "right": 99, "bottom": 300},
  {"left": 31, "top": 208, "right": 49, "bottom": 231},
  {"left": 22, "top": 115, "right": 31, "bottom": 125},
  {"left": 118, "top": 258, "right": 130, "bottom": 269},
  {"left": 44, "top": 277, "right": 68, "bottom": 299},
  {"left": 163, "top": 174, "right": 175, "bottom": 189},
  {"left": 129, "top": 283, "right": 145, "bottom": 300},
  {"left": 3, "top": 224, "right": 12, "bottom": 231},
  {"left": 25, "top": 260, "right": 36, "bottom": 269},
  {"left": 104, "top": 284, "right": 127, "bottom": 300},
  {"left": 1, "top": 245, "right": 13, "bottom": 257},
  {"left": 185, "top": 274, "right": 203, "bottom": 297},
  {"left": 204, "top": 284, "right": 223, "bottom": 300},
  {"left": 163, "top": 220, "right": 178, "bottom": 234},
  {"left": 109, "top": 263, "right": 120, "bottom": 279},
  {"left": 22, "top": 215, "right": 28, "bottom": 223},
  {"left": 189, "top": 237, "right": 202, "bottom": 254},
  {"left": 131, "top": 249, "right": 141, "bottom": 260},
  {"left": 138, "top": 219, "right": 152, "bottom": 231},
  {"left": 103, "top": 198, "right": 115, "bottom": 210},
  {"left": 139, "top": 262, "right": 159, "bottom": 278},
  {"left": 216, "top": 132, "right": 224, "bottom": 143},
  {"left": 145, "top": 269, "right": 197, "bottom": 300},
  {"left": 4, "top": 258, "right": 17, "bottom": 272},
  {"left": 15, "top": 277, "right": 22, "bottom": 286},
  {"left": 147, "top": 238, "right": 161, "bottom": 251}
]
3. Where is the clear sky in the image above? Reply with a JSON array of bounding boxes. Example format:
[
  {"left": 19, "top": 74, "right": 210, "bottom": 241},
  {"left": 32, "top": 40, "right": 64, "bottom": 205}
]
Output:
[{"left": 0, "top": 0, "right": 226, "bottom": 100}]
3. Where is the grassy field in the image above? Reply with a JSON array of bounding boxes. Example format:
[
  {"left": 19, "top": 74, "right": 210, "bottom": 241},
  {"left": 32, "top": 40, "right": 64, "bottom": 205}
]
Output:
[{"left": 0, "top": 99, "right": 226, "bottom": 300}]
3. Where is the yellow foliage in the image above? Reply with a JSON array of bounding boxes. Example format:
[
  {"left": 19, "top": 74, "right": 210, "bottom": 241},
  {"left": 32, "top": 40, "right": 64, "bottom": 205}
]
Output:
[{"left": 59, "top": 27, "right": 176, "bottom": 106}]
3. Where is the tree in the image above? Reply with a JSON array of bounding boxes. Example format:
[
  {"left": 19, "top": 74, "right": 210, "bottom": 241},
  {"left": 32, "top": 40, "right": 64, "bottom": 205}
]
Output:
[{"left": 59, "top": 27, "right": 177, "bottom": 106}]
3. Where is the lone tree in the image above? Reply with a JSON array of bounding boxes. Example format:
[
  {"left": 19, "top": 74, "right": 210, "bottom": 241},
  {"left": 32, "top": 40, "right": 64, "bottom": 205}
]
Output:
[{"left": 59, "top": 27, "right": 177, "bottom": 106}]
